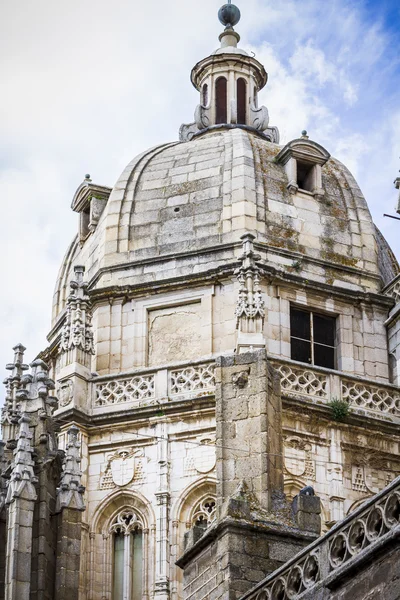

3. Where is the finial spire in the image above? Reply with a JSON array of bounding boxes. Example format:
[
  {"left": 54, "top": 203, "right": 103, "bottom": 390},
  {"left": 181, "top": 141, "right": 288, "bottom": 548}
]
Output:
[{"left": 218, "top": 2, "right": 241, "bottom": 32}]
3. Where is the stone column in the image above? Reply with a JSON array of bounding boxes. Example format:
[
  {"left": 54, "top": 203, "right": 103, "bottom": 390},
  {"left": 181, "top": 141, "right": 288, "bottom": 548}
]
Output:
[
  {"left": 4, "top": 415, "right": 37, "bottom": 600},
  {"left": 54, "top": 426, "right": 85, "bottom": 600},
  {"left": 154, "top": 423, "right": 170, "bottom": 600},
  {"left": 216, "top": 350, "right": 283, "bottom": 511}
]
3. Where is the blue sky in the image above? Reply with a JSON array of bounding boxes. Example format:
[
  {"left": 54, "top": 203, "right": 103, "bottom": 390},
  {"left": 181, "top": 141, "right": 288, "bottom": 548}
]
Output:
[{"left": 0, "top": 0, "right": 399, "bottom": 374}]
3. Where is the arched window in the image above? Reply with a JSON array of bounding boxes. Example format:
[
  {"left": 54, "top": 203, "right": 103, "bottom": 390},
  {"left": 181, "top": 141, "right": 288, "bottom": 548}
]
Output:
[
  {"left": 191, "top": 496, "right": 216, "bottom": 529},
  {"left": 202, "top": 83, "right": 209, "bottom": 107},
  {"left": 215, "top": 77, "right": 227, "bottom": 124},
  {"left": 237, "top": 78, "right": 247, "bottom": 125},
  {"left": 110, "top": 510, "right": 143, "bottom": 600}
]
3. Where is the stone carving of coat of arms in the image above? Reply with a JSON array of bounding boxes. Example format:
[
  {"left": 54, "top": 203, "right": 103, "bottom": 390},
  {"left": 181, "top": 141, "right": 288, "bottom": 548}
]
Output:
[
  {"left": 185, "top": 437, "right": 216, "bottom": 476},
  {"left": 103, "top": 448, "right": 144, "bottom": 488},
  {"left": 56, "top": 379, "right": 74, "bottom": 407},
  {"left": 284, "top": 436, "right": 314, "bottom": 478}
]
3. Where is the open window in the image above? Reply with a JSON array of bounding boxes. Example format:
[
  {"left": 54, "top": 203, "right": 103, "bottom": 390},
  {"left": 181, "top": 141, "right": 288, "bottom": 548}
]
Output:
[
  {"left": 296, "top": 160, "right": 315, "bottom": 192},
  {"left": 237, "top": 78, "right": 246, "bottom": 125},
  {"left": 290, "top": 306, "right": 336, "bottom": 369},
  {"left": 215, "top": 77, "right": 227, "bottom": 124},
  {"left": 202, "top": 83, "right": 208, "bottom": 107}
]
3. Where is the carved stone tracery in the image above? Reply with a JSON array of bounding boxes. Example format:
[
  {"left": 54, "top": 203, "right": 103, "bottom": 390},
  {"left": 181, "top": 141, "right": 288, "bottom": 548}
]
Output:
[{"left": 59, "top": 265, "right": 95, "bottom": 363}]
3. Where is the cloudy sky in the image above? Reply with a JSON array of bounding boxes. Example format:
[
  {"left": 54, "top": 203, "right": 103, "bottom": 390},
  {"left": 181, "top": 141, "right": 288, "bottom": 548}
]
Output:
[{"left": 1, "top": 0, "right": 400, "bottom": 378}]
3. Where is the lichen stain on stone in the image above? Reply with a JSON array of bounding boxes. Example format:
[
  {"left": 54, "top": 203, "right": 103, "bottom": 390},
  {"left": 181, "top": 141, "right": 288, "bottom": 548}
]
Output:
[{"left": 322, "top": 250, "right": 358, "bottom": 268}]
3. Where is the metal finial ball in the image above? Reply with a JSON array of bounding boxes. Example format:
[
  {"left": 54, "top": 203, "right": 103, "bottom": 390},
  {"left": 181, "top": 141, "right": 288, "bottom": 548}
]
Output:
[
  {"left": 301, "top": 130, "right": 307, "bottom": 136},
  {"left": 218, "top": 3, "right": 241, "bottom": 28},
  {"left": 85, "top": 173, "right": 91, "bottom": 180}
]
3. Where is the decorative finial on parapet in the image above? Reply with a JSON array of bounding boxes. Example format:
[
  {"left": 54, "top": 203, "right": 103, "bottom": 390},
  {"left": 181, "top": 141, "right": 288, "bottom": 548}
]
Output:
[
  {"left": 56, "top": 425, "right": 85, "bottom": 512},
  {"left": 301, "top": 130, "right": 309, "bottom": 139},
  {"left": 59, "top": 265, "right": 95, "bottom": 360},
  {"left": 5, "top": 414, "right": 38, "bottom": 504},
  {"left": 235, "top": 235, "right": 266, "bottom": 353},
  {"left": 84, "top": 174, "right": 92, "bottom": 182},
  {"left": 235, "top": 234, "right": 265, "bottom": 329}
]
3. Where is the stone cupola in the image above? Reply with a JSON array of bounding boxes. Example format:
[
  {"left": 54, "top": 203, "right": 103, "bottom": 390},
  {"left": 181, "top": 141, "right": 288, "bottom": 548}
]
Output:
[{"left": 180, "top": 2, "right": 279, "bottom": 142}]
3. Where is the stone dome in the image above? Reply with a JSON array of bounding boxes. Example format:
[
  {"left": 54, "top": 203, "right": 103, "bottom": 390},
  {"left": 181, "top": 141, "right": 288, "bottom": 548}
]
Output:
[{"left": 52, "top": 127, "right": 399, "bottom": 324}]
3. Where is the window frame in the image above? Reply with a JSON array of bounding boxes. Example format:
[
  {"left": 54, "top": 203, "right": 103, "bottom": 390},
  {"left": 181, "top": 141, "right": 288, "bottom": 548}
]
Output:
[{"left": 290, "top": 305, "right": 337, "bottom": 370}]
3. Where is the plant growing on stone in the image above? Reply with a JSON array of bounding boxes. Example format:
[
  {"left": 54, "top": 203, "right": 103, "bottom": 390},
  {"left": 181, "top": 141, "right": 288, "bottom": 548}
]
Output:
[{"left": 328, "top": 398, "right": 350, "bottom": 422}]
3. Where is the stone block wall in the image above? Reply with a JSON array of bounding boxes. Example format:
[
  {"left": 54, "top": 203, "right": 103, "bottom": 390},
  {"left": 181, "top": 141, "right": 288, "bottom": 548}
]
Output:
[{"left": 215, "top": 350, "right": 283, "bottom": 510}]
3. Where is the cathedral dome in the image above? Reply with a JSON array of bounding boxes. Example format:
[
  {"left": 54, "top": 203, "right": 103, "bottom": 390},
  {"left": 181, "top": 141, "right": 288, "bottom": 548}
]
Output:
[{"left": 53, "top": 126, "right": 398, "bottom": 324}]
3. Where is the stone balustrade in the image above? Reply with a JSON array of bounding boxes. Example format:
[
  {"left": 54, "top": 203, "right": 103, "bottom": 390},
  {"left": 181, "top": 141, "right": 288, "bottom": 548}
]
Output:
[
  {"left": 92, "top": 359, "right": 216, "bottom": 413},
  {"left": 271, "top": 358, "right": 400, "bottom": 420},
  {"left": 91, "top": 356, "right": 400, "bottom": 421},
  {"left": 241, "top": 476, "right": 400, "bottom": 600}
]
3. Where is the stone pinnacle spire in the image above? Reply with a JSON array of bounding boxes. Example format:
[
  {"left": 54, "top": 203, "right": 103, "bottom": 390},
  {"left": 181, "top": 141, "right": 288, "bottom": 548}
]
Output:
[
  {"left": 5, "top": 414, "right": 38, "bottom": 504},
  {"left": 56, "top": 425, "right": 85, "bottom": 512},
  {"left": 1, "top": 344, "right": 29, "bottom": 446}
]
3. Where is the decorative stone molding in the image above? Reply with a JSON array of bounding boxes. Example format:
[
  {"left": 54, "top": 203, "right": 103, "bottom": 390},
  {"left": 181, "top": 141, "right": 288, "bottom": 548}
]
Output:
[
  {"left": 341, "top": 378, "right": 400, "bottom": 415},
  {"left": 100, "top": 448, "right": 145, "bottom": 489},
  {"left": 56, "top": 378, "right": 74, "bottom": 407},
  {"left": 109, "top": 509, "right": 144, "bottom": 535},
  {"left": 170, "top": 363, "right": 215, "bottom": 396},
  {"left": 184, "top": 436, "right": 216, "bottom": 476},
  {"left": 284, "top": 436, "right": 315, "bottom": 480},
  {"left": 59, "top": 265, "right": 95, "bottom": 363},
  {"left": 56, "top": 425, "right": 85, "bottom": 512},
  {"left": 94, "top": 373, "right": 155, "bottom": 407},
  {"left": 235, "top": 234, "right": 266, "bottom": 353},
  {"left": 191, "top": 497, "right": 216, "bottom": 528},
  {"left": 272, "top": 358, "right": 400, "bottom": 420},
  {"left": 276, "top": 363, "right": 328, "bottom": 398}
]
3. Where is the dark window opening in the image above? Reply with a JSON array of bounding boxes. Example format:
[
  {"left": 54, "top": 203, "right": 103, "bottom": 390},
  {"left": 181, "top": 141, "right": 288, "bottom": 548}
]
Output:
[
  {"left": 237, "top": 78, "right": 246, "bottom": 125},
  {"left": 290, "top": 307, "right": 336, "bottom": 369},
  {"left": 202, "top": 83, "right": 208, "bottom": 107},
  {"left": 297, "top": 161, "right": 315, "bottom": 192},
  {"left": 80, "top": 208, "right": 90, "bottom": 240},
  {"left": 215, "top": 77, "right": 227, "bottom": 124}
]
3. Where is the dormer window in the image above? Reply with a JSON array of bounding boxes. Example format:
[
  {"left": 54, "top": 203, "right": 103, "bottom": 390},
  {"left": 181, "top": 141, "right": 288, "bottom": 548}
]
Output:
[
  {"left": 275, "top": 134, "right": 330, "bottom": 199},
  {"left": 71, "top": 176, "right": 112, "bottom": 245}
]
